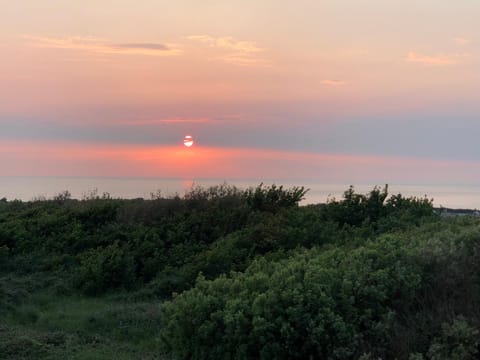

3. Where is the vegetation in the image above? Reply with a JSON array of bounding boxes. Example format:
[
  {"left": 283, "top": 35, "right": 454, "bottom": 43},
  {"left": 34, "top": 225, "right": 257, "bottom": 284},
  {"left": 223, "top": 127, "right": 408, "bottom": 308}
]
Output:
[{"left": 1, "top": 183, "right": 480, "bottom": 359}]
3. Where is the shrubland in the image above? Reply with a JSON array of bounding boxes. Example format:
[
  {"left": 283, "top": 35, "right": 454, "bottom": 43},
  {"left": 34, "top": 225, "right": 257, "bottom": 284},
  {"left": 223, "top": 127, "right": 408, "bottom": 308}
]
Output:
[{"left": 1, "top": 183, "right": 480, "bottom": 359}]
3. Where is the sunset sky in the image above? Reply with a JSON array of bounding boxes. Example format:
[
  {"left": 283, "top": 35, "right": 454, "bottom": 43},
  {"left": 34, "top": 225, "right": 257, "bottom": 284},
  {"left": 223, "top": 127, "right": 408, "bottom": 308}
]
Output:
[{"left": 1, "top": 1, "right": 480, "bottom": 183}]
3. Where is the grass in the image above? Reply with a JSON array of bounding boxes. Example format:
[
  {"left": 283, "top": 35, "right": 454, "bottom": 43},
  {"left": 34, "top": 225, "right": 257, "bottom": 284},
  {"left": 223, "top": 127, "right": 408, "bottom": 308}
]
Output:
[{"left": 0, "top": 275, "right": 166, "bottom": 359}]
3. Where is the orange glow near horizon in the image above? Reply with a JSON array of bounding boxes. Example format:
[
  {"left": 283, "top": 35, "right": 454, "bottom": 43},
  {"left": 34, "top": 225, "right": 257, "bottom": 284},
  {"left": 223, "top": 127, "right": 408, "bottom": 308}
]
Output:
[{"left": 1, "top": 140, "right": 480, "bottom": 183}]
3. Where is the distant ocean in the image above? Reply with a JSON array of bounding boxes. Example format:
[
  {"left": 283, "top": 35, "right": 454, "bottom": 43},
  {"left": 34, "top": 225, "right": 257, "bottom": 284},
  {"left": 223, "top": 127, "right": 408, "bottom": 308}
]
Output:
[{"left": 0, "top": 177, "right": 479, "bottom": 209}]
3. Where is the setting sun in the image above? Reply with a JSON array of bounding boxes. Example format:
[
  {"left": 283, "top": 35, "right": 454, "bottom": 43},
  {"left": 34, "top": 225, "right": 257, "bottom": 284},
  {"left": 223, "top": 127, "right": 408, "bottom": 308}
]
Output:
[{"left": 183, "top": 135, "right": 194, "bottom": 147}]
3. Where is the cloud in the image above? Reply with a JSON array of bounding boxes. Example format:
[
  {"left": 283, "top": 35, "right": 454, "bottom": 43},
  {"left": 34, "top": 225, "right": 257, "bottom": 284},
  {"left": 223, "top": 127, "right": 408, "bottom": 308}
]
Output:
[
  {"left": 453, "top": 37, "right": 470, "bottom": 46},
  {"left": 321, "top": 80, "right": 346, "bottom": 86},
  {"left": 215, "top": 53, "right": 271, "bottom": 67},
  {"left": 405, "top": 51, "right": 466, "bottom": 66},
  {"left": 121, "top": 118, "right": 211, "bottom": 126},
  {"left": 186, "top": 35, "right": 262, "bottom": 53},
  {"left": 25, "top": 34, "right": 267, "bottom": 65},
  {"left": 114, "top": 43, "right": 170, "bottom": 51},
  {"left": 186, "top": 35, "right": 268, "bottom": 66},
  {"left": 24, "top": 36, "right": 181, "bottom": 56}
]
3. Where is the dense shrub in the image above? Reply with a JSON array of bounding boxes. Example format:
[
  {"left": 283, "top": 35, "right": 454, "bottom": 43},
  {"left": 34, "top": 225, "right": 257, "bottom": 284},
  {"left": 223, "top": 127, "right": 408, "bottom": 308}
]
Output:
[
  {"left": 325, "top": 185, "right": 435, "bottom": 230},
  {"left": 427, "top": 316, "right": 479, "bottom": 359},
  {"left": 244, "top": 183, "right": 308, "bottom": 212},
  {"left": 1, "top": 183, "right": 465, "bottom": 359},
  {"left": 160, "top": 236, "right": 422, "bottom": 359},
  {"left": 75, "top": 242, "right": 136, "bottom": 295}
]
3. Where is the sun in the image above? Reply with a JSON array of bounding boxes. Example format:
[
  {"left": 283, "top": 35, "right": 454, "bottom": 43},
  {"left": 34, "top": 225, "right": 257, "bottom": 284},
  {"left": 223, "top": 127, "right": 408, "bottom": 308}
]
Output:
[{"left": 183, "top": 135, "right": 194, "bottom": 147}]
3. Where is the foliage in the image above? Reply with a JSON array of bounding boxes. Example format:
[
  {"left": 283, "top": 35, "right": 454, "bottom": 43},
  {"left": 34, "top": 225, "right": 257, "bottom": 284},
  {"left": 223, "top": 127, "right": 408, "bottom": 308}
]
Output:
[
  {"left": 75, "top": 242, "right": 136, "bottom": 295},
  {"left": 159, "top": 237, "right": 422, "bottom": 359},
  {"left": 325, "top": 185, "right": 434, "bottom": 230},
  {"left": 427, "top": 316, "right": 479, "bottom": 360},
  {"left": 4, "top": 183, "right": 478, "bottom": 359},
  {"left": 243, "top": 183, "right": 308, "bottom": 212}
]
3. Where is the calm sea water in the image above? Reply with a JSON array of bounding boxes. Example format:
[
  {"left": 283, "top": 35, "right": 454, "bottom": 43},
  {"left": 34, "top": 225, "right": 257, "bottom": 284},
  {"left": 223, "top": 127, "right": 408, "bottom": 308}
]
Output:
[{"left": 0, "top": 177, "right": 479, "bottom": 209}]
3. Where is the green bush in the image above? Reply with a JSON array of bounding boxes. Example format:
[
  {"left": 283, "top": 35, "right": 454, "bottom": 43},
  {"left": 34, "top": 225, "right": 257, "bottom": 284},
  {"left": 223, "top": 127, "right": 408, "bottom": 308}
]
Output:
[
  {"left": 2, "top": 184, "right": 472, "bottom": 359},
  {"left": 0, "top": 245, "right": 9, "bottom": 270},
  {"left": 427, "top": 316, "right": 479, "bottom": 359},
  {"left": 75, "top": 242, "right": 136, "bottom": 295},
  {"left": 324, "top": 185, "right": 435, "bottom": 230},
  {"left": 160, "top": 236, "right": 421, "bottom": 359},
  {"left": 244, "top": 183, "right": 308, "bottom": 212}
]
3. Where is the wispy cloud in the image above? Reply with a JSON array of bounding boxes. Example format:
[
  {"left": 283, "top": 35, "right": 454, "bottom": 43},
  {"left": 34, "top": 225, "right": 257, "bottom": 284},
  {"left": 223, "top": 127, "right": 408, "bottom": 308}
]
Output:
[
  {"left": 453, "top": 37, "right": 470, "bottom": 46},
  {"left": 186, "top": 34, "right": 268, "bottom": 66},
  {"left": 115, "top": 43, "right": 170, "bottom": 51},
  {"left": 321, "top": 80, "right": 346, "bottom": 86},
  {"left": 121, "top": 118, "right": 210, "bottom": 126},
  {"left": 405, "top": 51, "right": 467, "bottom": 66},
  {"left": 24, "top": 36, "right": 181, "bottom": 56},
  {"left": 216, "top": 53, "right": 271, "bottom": 67},
  {"left": 186, "top": 35, "right": 262, "bottom": 53}
]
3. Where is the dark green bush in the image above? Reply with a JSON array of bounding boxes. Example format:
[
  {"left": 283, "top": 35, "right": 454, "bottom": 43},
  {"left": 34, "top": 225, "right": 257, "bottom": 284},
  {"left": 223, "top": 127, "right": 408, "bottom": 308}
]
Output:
[
  {"left": 324, "top": 185, "right": 435, "bottom": 230},
  {"left": 160, "top": 236, "right": 421, "bottom": 359},
  {"left": 244, "top": 183, "right": 308, "bottom": 212},
  {"left": 75, "top": 242, "right": 136, "bottom": 295},
  {"left": 427, "top": 316, "right": 479, "bottom": 359}
]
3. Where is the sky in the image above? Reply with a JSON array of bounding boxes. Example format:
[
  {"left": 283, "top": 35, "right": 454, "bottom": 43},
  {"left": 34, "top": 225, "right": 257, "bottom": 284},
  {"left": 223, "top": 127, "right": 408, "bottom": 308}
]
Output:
[{"left": 1, "top": 0, "right": 480, "bottom": 183}]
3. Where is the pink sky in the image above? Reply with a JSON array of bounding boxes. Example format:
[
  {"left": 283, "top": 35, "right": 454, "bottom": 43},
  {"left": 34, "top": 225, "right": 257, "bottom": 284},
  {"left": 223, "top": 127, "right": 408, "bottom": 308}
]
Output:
[
  {"left": 1, "top": 1, "right": 480, "bottom": 184},
  {"left": 2, "top": 140, "right": 480, "bottom": 184}
]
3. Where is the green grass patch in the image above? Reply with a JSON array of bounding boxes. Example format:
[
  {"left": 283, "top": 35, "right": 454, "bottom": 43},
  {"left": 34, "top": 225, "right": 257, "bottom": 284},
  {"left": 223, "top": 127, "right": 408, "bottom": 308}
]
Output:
[{"left": 0, "top": 287, "right": 165, "bottom": 359}]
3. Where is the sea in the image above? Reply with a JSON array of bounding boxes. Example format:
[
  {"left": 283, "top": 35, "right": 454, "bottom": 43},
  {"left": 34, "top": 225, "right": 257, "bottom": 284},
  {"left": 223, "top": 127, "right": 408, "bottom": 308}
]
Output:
[{"left": 0, "top": 177, "right": 479, "bottom": 210}]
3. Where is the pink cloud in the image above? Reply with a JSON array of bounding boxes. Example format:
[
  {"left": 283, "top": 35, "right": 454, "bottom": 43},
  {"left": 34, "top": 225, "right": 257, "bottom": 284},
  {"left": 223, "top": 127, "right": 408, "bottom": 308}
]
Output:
[
  {"left": 453, "top": 37, "right": 470, "bottom": 46},
  {"left": 120, "top": 118, "right": 211, "bottom": 126},
  {"left": 24, "top": 35, "right": 181, "bottom": 56},
  {"left": 321, "top": 80, "right": 346, "bottom": 86},
  {"left": 405, "top": 51, "right": 467, "bottom": 66},
  {"left": 186, "top": 34, "right": 269, "bottom": 67},
  {"left": 186, "top": 35, "right": 263, "bottom": 53}
]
